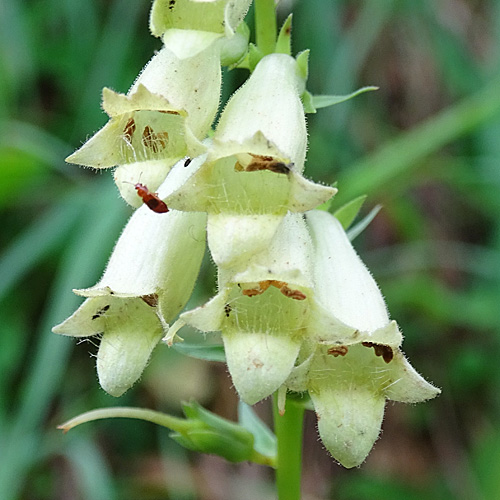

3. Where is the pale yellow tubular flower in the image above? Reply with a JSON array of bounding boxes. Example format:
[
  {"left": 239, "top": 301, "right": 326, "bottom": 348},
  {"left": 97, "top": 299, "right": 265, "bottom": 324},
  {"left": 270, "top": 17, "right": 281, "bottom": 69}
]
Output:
[
  {"left": 164, "top": 54, "right": 335, "bottom": 269},
  {"left": 53, "top": 180, "right": 207, "bottom": 397},
  {"left": 150, "top": 0, "right": 252, "bottom": 39},
  {"left": 67, "top": 39, "right": 222, "bottom": 208},
  {"left": 167, "top": 214, "right": 314, "bottom": 404},
  {"left": 299, "top": 209, "right": 440, "bottom": 468}
]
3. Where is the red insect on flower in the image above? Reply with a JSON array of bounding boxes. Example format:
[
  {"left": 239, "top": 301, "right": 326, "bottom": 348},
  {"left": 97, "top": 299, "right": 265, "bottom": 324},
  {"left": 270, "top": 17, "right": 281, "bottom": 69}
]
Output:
[{"left": 134, "top": 183, "right": 169, "bottom": 214}]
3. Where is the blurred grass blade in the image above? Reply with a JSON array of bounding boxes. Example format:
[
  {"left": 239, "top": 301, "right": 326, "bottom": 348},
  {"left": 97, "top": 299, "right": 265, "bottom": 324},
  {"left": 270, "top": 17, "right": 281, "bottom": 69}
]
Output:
[
  {"left": 347, "top": 204, "right": 382, "bottom": 241},
  {"left": 0, "top": 179, "right": 127, "bottom": 499},
  {"left": 63, "top": 437, "right": 117, "bottom": 500},
  {"left": 335, "top": 75, "right": 500, "bottom": 204},
  {"left": 0, "top": 190, "right": 84, "bottom": 301},
  {"left": 173, "top": 343, "right": 226, "bottom": 363},
  {"left": 0, "top": 120, "right": 74, "bottom": 174}
]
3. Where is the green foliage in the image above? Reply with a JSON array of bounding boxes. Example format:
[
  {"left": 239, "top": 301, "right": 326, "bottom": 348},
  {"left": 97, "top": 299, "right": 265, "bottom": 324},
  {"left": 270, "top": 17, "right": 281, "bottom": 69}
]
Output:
[
  {"left": 2, "top": 0, "right": 500, "bottom": 497},
  {"left": 333, "top": 194, "right": 367, "bottom": 229}
]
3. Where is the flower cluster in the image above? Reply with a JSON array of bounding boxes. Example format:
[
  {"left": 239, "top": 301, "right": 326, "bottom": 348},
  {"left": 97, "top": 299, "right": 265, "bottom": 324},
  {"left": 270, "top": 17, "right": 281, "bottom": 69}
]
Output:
[{"left": 54, "top": 0, "right": 439, "bottom": 468}]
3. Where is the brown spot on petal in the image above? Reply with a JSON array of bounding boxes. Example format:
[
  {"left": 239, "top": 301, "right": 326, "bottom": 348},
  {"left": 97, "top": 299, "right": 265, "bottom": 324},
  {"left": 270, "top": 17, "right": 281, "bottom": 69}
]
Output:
[
  {"left": 235, "top": 154, "right": 292, "bottom": 175},
  {"left": 141, "top": 293, "right": 159, "bottom": 307},
  {"left": 241, "top": 280, "right": 306, "bottom": 301},
  {"left": 362, "top": 342, "right": 394, "bottom": 363},
  {"left": 142, "top": 126, "right": 169, "bottom": 153},
  {"left": 279, "top": 284, "right": 307, "bottom": 301},
  {"left": 123, "top": 117, "right": 136, "bottom": 144},
  {"left": 252, "top": 359, "right": 264, "bottom": 368},
  {"left": 327, "top": 345, "right": 348, "bottom": 357}
]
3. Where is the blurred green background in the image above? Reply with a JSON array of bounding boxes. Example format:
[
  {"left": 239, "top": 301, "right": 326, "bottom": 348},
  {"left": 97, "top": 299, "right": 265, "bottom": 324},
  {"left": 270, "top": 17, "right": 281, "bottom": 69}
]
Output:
[{"left": 2, "top": 0, "right": 500, "bottom": 498}]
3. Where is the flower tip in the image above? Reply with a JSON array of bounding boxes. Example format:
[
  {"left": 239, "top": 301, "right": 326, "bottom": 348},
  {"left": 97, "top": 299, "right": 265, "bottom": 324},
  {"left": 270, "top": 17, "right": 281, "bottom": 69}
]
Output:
[
  {"left": 97, "top": 375, "right": 129, "bottom": 398},
  {"left": 312, "top": 387, "right": 385, "bottom": 468},
  {"left": 51, "top": 322, "right": 64, "bottom": 335},
  {"left": 223, "top": 332, "right": 301, "bottom": 405}
]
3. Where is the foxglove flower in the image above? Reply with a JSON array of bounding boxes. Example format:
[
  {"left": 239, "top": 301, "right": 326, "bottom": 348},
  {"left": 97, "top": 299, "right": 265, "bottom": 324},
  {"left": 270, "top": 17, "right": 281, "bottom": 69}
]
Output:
[
  {"left": 290, "top": 210, "right": 440, "bottom": 468},
  {"left": 67, "top": 40, "right": 222, "bottom": 208},
  {"left": 168, "top": 214, "right": 314, "bottom": 404},
  {"left": 163, "top": 53, "right": 336, "bottom": 269},
  {"left": 150, "top": 0, "right": 252, "bottom": 40},
  {"left": 53, "top": 181, "right": 207, "bottom": 397}
]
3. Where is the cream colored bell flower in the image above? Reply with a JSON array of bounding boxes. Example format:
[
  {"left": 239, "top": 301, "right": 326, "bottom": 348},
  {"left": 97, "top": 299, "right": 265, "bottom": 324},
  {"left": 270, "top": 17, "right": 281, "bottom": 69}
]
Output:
[
  {"left": 53, "top": 181, "right": 207, "bottom": 397},
  {"left": 290, "top": 209, "right": 441, "bottom": 468},
  {"left": 150, "top": 0, "right": 252, "bottom": 39},
  {"left": 167, "top": 214, "right": 314, "bottom": 404},
  {"left": 66, "top": 40, "right": 222, "bottom": 208},
  {"left": 163, "top": 54, "right": 335, "bottom": 269}
]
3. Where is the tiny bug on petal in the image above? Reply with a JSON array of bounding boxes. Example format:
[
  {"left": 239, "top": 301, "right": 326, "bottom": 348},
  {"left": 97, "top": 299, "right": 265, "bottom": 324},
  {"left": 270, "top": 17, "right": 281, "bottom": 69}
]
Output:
[{"left": 134, "top": 183, "right": 169, "bottom": 213}]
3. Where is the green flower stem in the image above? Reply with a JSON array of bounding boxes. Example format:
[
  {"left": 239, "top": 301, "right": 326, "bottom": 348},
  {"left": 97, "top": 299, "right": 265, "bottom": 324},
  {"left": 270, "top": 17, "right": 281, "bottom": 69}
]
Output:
[
  {"left": 254, "top": 0, "right": 277, "bottom": 55},
  {"left": 58, "top": 407, "right": 199, "bottom": 434},
  {"left": 273, "top": 394, "right": 305, "bottom": 500}
]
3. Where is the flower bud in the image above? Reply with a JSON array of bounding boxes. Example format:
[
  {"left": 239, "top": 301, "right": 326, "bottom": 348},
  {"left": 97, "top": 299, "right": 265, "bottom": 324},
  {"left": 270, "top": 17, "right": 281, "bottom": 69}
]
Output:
[{"left": 171, "top": 401, "right": 255, "bottom": 463}]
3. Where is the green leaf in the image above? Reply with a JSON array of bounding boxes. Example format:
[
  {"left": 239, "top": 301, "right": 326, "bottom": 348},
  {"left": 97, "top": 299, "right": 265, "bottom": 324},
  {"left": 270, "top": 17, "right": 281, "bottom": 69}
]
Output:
[
  {"left": 295, "top": 49, "right": 309, "bottom": 81},
  {"left": 346, "top": 204, "right": 382, "bottom": 241},
  {"left": 333, "top": 195, "right": 367, "bottom": 229},
  {"left": 0, "top": 190, "right": 84, "bottom": 301},
  {"left": 301, "top": 90, "right": 316, "bottom": 114},
  {"left": 247, "top": 43, "right": 264, "bottom": 72},
  {"left": 334, "top": 75, "right": 500, "bottom": 205},
  {"left": 275, "top": 14, "right": 292, "bottom": 55},
  {"left": 173, "top": 343, "right": 226, "bottom": 363},
  {"left": 312, "top": 86, "right": 379, "bottom": 109},
  {"left": 238, "top": 401, "right": 277, "bottom": 459}
]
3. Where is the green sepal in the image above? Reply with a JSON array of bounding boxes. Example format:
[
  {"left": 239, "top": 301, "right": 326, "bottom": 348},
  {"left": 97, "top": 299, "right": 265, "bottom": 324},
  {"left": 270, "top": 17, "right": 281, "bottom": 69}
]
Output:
[
  {"left": 275, "top": 14, "right": 292, "bottom": 55},
  {"left": 347, "top": 204, "right": 382, "bottom": 241},
  {"left": 246, "top": 43, "right": 264, "bottom": 72},
  {"left": 295, "top": 49, "right": 309, "bottom": 81},
  {"left": 173, "top": 343, "right": 226, "bottom": 362},
  {"left": 171, "top": 401, "right": 255, "bottom": 463},
  {"left": 238, "top": 401, "right": 277, "bottom": 459},
  {"left": 333, "top": 195, "right": 367, "bottom": 230},
  {"left": 301, "top": 90, "right": 316, "bottom": 113},
  {"left": 312, "top": 86, "right": 379, "bottom": 110}
]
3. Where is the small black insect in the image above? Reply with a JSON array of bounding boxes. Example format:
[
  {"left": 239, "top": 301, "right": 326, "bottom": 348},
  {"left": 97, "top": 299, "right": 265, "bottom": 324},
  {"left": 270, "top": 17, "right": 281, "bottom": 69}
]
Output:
[{"left": 92, "top": 304, "right": 110, "bottom": 320}]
